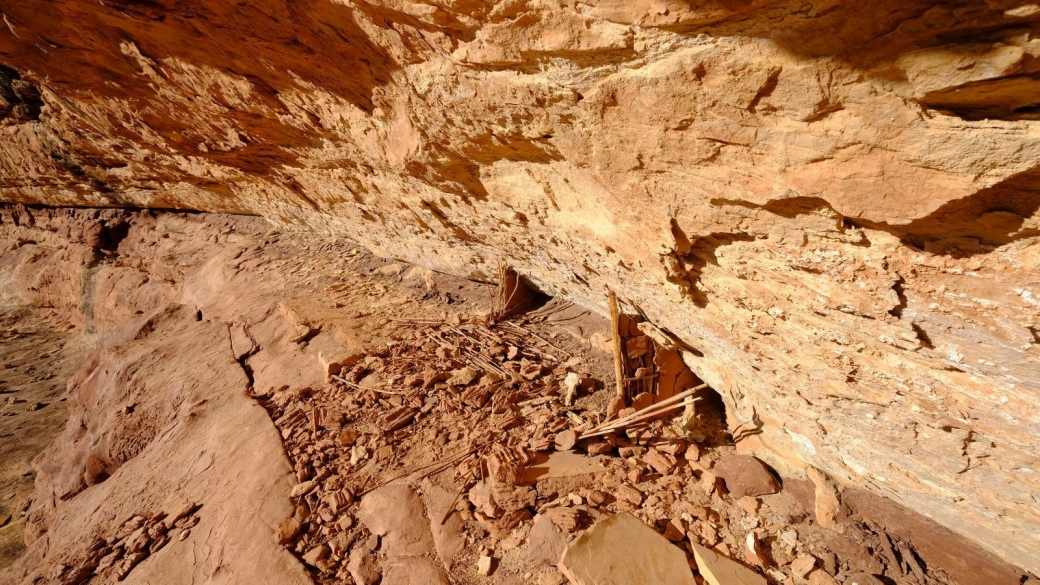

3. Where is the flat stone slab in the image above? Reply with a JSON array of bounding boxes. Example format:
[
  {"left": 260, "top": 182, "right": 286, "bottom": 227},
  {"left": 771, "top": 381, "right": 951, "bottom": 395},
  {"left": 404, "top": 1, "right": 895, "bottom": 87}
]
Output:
[
  {"left": 559, "top": 512, "right": 694, "bottom": 585},
  {"left": 523, "top": 451, "right": 606, "bottom": 483}
]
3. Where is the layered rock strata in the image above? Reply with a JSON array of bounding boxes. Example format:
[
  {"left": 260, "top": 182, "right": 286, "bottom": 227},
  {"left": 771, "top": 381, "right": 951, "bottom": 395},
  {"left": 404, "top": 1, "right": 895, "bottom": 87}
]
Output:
[{"left": 1, "top": 0, "right": 1039, "bottom": 573}]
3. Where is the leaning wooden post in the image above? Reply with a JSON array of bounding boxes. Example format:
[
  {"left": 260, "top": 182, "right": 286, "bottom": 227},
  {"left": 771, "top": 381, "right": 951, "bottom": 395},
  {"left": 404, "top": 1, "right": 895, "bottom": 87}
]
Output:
[{"left": 609, "top": 290, "right": 625, "bottom": 401}]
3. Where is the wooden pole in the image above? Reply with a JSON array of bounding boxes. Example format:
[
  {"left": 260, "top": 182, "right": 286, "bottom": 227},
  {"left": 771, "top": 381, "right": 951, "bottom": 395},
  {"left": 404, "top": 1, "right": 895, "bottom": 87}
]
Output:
[
  {"left": 580, "top": 383, "right": 708, "bottom": 439},
  {"left": 609, "top": 291, "right": 625, "bottom": 401}
]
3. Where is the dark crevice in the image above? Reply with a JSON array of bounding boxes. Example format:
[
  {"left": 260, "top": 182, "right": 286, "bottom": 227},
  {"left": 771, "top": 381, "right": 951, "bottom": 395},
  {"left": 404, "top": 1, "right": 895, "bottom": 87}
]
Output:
[
  {"left": 889, "top": 276, "right": 908, "bottom": 318},
  {"left": 747, "top": 68, "right": 781, "bottom": 114},
  {"left": 226, "top": 324, "right": 257, "bottom": 392},
  {"left": 918, "top": 73, "right": 1040, "bottom": 121},
  {"left": 98, "top": 218, "right": 131, "bottom": 252},
  {"left": 911, "top": 323, "right": 935, "bottom": 349},
  {"left": 1027, "top": 326, "right": 1040, "bottom": 345},
  {"left": 710, "top": 196, "right": 840, "bottom": 220},
  {"left": 238, "top": 357, "right": 256, "bottom": 392},
  {"left": 695, "top": 385, "right": 733, "bottom": 448}
]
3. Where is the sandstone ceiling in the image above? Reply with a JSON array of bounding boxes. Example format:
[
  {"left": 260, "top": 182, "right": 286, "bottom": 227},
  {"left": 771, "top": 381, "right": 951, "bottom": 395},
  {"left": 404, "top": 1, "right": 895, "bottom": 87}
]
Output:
[{"left": 1, "top": 0, "right": 1039, "bottom": 575}]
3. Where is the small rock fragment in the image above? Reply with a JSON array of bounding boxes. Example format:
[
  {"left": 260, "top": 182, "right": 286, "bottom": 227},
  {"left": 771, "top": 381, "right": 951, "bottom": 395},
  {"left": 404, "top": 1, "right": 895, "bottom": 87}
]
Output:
[
  {"left": 337, "top": 515, "right": 355, "bottom": 531},
  {"left": 584, "top": 490, "right": 608, "bottom": 506},
  {"left": 790, "top": 554, "right": 817, "bottom": 578},
  {"left": 448, "top": 366, "right": 479, "bottom": 386},
  {"left": 290, "top": 480, "right": 317, "bottom": 498},
  {"left": 380, "top": 406, "right": 418, "bottom": 432},
  {"left": 554, "top": 430, "right": 578, "bottom": 451},
  {"left": 348, "top": 547, "right": 381, "bottom": 585},
  {"left": 700, "top": 471, "right": 722, "bottom": 496},
  {"left": 688, "top": 520, "right": 718, "bottom": 547},
  {"left": 538, "top": 571, "right": 567, "bottom": 585},
  {"left": 290, "top": 324, "right": 317, "bottom": 344},
  {"left": 618, "top": 446, "right": 646, "bottom": 458},
  {"left": 685, "top": 442, "right": 702, "bottom": 462},
  {"left": 737, "top": 496, "right": 760, "bottom": 515},
  {"left": 657, "top": 440, "right": 687, "bottom": 456},
  {"left": 745, "top": 532, "right": 767, "bottom": 568},
  {"left": 806, "top": 466, "right": 841, "bottom": 528},
  {"left": 643, "top": 449, "right": 678, "bottom": 475},
  {"left": 545, "top": 507, "right": 582, "bottom": 533},
  {"left": 468, "top": 479, "right": 500, "bottom": 518},
  {"left": 630, "top": 392, "right": 653, "bottom": 411},
  {"left": 478, "top": 554, "right": 495, "bottom": 576},
  {"left": 663, "top": 517, "right": 686, "bottom": 542},
  {"left": 274, "top": 518, "right": 301, "bottom": 545},
  {"left": 302, "top": 544, "right": 329, "bottom": 567},
  {"left": 615, "top": 484, "right": 643, "bottom": 507}
]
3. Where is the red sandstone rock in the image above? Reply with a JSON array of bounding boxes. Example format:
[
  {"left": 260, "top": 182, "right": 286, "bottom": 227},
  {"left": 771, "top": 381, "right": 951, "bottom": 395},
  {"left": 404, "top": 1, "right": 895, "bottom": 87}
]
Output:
[
  {"left": 790, "top": 554, "right": 817, "bottom": 578},
  {"left": 347, "top": 548, "right": 381, "bottom": 585},
  {"left": 554, "top": 430, "right": 578, "bottom": 451},
  {"left": 713, "top": 455, "right": 780, "bottom": 499},
  {"left": 560, "top": 513, "right": 695, "bottom": 585},
  {"left": 527, "top": 514, "right": 568, "bottom": 567}
]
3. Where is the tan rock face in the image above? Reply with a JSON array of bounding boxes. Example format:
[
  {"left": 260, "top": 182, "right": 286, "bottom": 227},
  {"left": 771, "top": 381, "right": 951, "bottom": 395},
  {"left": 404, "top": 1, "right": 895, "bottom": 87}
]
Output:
[{"left": 1, "top": 0, "right": 1039, "bottom": 574}]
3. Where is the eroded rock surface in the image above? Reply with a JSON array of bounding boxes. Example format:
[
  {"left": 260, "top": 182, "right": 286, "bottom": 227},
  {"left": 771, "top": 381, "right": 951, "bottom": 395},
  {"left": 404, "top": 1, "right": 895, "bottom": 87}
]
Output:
[
  {"left": 0, "top": 208, "right": 317, "bottom": 585},
  {"left": 0, "top": 0, "right": 1039, "bottom": 573}
]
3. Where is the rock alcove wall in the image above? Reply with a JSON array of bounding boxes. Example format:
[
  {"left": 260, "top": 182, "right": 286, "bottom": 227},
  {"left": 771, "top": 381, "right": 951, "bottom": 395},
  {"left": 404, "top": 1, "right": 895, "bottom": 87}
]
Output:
[{"left": 1, "top": 0, "right": 1039, "bottom": 574}]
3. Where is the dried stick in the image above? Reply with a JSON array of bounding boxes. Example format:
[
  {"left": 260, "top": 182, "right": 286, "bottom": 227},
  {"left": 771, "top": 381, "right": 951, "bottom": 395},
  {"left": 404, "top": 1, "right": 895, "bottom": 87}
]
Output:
[
  {"left": 357, "top": 445, "right": 480, "bottom": 497},
  {"left": 440, "top": 484, "right": 468, "bottom": 525},
  {"left": 583, "top": 383, "right": 708, "bottom": 436},
  {"left": 503, "top": 321, "right": 568, "bottom": 359},
  {"left": 517, "top": 396, "right": 555, "bottom": 407},
  {"left": 624, "top": 373, "right": 659, "bottom": 382},
  {"left": 596, "top": 383, "right": 706, "bottom": 430},
  {"left": 579, "top": 399, "right": 700, "bottom": 439},
  {"left": 331, "top": 375, "right": 404, "bottom": 395}
]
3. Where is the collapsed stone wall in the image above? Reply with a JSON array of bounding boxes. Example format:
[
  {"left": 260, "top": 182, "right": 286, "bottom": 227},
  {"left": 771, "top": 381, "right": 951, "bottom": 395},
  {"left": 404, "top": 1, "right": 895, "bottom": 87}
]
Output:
[{"left": 0, "top": 0, "right": 1038, "bottom": 573}]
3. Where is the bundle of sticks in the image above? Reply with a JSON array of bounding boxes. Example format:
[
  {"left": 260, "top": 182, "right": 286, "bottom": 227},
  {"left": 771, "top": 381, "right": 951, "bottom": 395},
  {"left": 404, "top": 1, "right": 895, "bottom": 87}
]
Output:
[{"left": 579, "top": 383, "right": 707, "bottom": 440}]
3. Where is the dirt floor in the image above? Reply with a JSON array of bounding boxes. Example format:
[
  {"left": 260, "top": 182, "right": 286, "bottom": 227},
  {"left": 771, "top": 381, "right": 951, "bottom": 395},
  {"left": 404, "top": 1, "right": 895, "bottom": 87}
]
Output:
[{"left": 0, "top": 205, "right": 1035, "bottom": 585}]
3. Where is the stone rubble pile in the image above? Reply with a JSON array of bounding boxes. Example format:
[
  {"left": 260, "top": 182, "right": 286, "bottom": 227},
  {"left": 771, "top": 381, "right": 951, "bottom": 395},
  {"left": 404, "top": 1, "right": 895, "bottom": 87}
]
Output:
[{"left": 261, "top": 308, "right": 951, "bottom": 585}]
